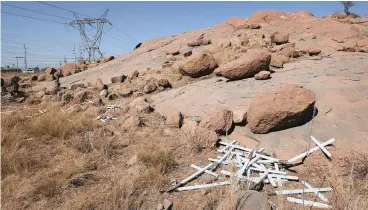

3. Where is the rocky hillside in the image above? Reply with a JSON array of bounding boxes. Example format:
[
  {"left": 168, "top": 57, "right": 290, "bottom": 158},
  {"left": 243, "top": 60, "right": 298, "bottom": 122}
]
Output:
[{"left": 1, "top": 10, "right": 368, "bottom": 210}]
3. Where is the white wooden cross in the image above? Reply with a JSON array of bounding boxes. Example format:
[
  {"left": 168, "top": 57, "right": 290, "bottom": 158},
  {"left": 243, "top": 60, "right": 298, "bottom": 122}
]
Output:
[
  {"left": 288, "top": 137, "right": 335, "bottom": 163},
  {"left": 302, "top": 181, "right": 329, "bottom": 203},
  {"left": 310, "top": 136, "right": 332, "bottom": 158},
  {"left": 190, "top": 164, "right": 219, "bottom": 178}
]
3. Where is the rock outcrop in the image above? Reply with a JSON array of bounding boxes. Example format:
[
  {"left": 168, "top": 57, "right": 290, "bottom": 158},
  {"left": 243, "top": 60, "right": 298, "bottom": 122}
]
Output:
[
  {"left": 199, "top": 109, "right": 233, "bottom": 133},
  {"left": 178, "top": 51, "right": 218, "bottom": 78},
  {"left": 215, "top": 49, "right": 271, "bottom": 80}
]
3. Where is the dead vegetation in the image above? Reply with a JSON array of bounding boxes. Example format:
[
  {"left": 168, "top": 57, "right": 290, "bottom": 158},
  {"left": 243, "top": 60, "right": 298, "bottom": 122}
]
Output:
[{"left": 1, "top": 99, "right": 368, "bottom": 209}]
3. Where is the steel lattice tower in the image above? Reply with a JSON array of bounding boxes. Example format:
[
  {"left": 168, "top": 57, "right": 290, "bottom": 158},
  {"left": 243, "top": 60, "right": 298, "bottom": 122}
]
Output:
[{"left": 70, "top": 9, "right": 109, "bottom": 62}]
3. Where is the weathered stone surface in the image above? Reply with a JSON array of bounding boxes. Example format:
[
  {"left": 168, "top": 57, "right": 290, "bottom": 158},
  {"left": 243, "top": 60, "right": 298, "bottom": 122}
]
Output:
[
  {"left": 45, "top": 67, "right": 56, "bottom": 76},
  {"left": 45, "top": 81, "right": 59, "bottom": 95},
  {"left": 86, "top": 76, "right": 107, "bottom": 90},
  {"left": 121, "top": 115, "right": 143, "bottom": 130},
  {"left": 155, "top": 78, "right": 171, "bottom": 88},
  {"left": 31, "top": 75, "right": 38, "bottom": 81},
  {"left": 178, "top": 51, "right": 217, "bottom": 78},
  {"left": 70, "top": 83, "right": 85, "bottom": 90},
  {"left": 166, "top": 44, "right": 181, "bottom": 55},
  {"left": 254, "top": 71, "right": 271, "bottom": 80},
  {"left": 73, "top": 90, "right": 92, "bottom": 103},
  {"left": 100, "top": 55, "right": 114, "bottom": 64},
  {"left": 166, "top": 110, "right": 183, "bottom": 128},
  {"left": 247, "top": 10, "right": 286, "bottom": 24},
  {"left": 232, "top": 110, "right": 247, "bottom": 124},
  {"left": 216, "top": 190, "right": 268, "bottom": 210},
  {"left": 183, "top": 50, "right": 192, "bottom": 57},
  {"left": 131, "top": 70, "right": 139, "bottom": 79},
  {"left": 308, "top": 47, "right": 321, "bottom": 56},
  {"left": 187, "top": 34, "right": 211, "bottom": 47},
  {"left": 215, "top": 49, "right": 271, "bottom": 80},
  {"left": 271, "top": 31, "right": 289, "bottom": 45},
  {"left": 46, "top": 75, "right": 55, "bottom": 82},
  {"left": 119, "top": 89, "right": 133, "bottom": 97},
  {"left": 130, "top": 97, "right": 153, "bottom": 113},
  {"left": 163, "top": 199, "right": 173, "bottom": 210},
  {"left": 62, "top": 63, "right": 78, "bottom": 75},
  {"left": 247, "top": 84, "right": 316, "bottom": 134},
  {"left": 108, "top": 93, "right": 118, "bottom": 100},
  {"left": 143, "top": 79, "right": 157, "bottom": 93},
  {"left": 35, "top": 91, "right": 46, "bottom": 99},
  {"left": 111, "top": 75, "right": 126, "bottom": 83},
  {"left": 192, "top": 127, "right": 219, "bottom": 148},
  {"left": 249, "top": 23, "right": 261, "bottom": 29},
  {"left": 199, "top": 109, "right": 233, "bottom": 133}
]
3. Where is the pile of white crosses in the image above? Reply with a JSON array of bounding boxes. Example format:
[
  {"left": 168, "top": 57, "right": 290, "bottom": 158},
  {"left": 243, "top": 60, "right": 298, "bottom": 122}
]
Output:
[{"left": 171, "top": 136, "right": 336, "bottom": 209}]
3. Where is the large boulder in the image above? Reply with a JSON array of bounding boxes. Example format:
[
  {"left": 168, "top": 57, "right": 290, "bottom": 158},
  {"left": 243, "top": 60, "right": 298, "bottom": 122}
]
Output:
[
  {"left": 187, "top": 34, "right": 211, "bottom": 47},
  {"left": 182, "top": 118, "right": 218, "bottom": 149},
  {"left": 178, "top": 51, "right": 218, "bottom": 78},
  {"left": 215, "top": 49, "right": 271, "bottom": 80},
  {"left": 62, "top": 63, "right": 78, "bottom": 75},
  {"left": 166, "top": 110, "right": 183, "bottom": 128},
  {"left": 143, "top": 79, "right": 157, "bottom": 93},
  {"left": 45, "top": 67, "right": 57, "bottom": 76},
  {"left": 86, "top": 76, "right": 107, "bottom": 90},
  {"left": 247, "top": 84, "right": 316, "bottom": 134},
  {"left": 37, "top": 74, "right": 46, "bottom": 82},
  {"left": 271, "top": 31, "right": 289, "bottom": 45},
  {"left": 129, "top": 97, "right": 153, "bottom": 113},
  {"left": 232, "top": 110, "right": 247, "bottom": 124},
  {"left": 247, "top": 10, "right": 287, "bottom": 24},
  {"left": 199, "top": 109, "right": 233, "bottom": 133},
  {"left": 121, "top": 115, "right": 143, "bottom": 130},
  {"left": 111, "top": 75, "right": 126, "bottom": 83}
]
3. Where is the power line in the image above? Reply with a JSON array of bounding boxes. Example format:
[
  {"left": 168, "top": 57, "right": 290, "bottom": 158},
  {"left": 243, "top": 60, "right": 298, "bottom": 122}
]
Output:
[
  {"left": 37, "top": 1, "right": 92, "bottom": 18},
  {"left": 37, "top": 1, "right": 138, "bottom": 46},
  {"left": 2, "top": 2, "right": 74, "bottom": 21},
  {"left": 109, "top": 22, "right": 139, "bottom": 43},
  {"left": 1, "top": 32, "right": 76, "bottom": 45},
  {"left": 2, "top": 39, "right": 73, "bottom": 48},
  {"left": 2, "top": 11, "right": 67, "bottom": 25}
]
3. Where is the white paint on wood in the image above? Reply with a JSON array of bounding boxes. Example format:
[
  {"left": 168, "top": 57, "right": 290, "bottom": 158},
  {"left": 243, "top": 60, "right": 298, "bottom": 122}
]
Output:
[
  {"left": 255, "top": 171, "right": 269, "bottom": 185},
  {"left": 176, "top": 181, "right": 231, "bottom": 191},
  {"left": 218, "top": 140, "right": 237, "bottom": 153},
  {"left": 269, "top": 174, "right": 298, "bottom": 180},
  {"left": 238, "top": 156, "right": 260, "bottom": 177},
  {"left": 286, "top": 197, "right": 332, "bottom": 209},
  {"left": 274, "top": 162, "right": 282, "bottom": 187},
  {"left": 219, "top": 141, "right": 253, "bottom": 152},
  {"left": 179, "top": 163, "right": 213, "bottom": 186},
  {"left": 288, "top": 138, "right": 335, "bottom": 163},
  {"left": 302, "top": 181, "right": 330, "bottom": 203},
  {"left": 256, "top": 154, "right": 279, "bottom": 162},
  {"left": 268, "top": 174, "right": 277, "bottom": 187},
  {"left": 276, "top": 187, "right": 333, "bottom": 195},
  {"left": 310, "top": 136, "right": 332, "bottom": 158},
  {"left": 250, "top": 167, "right": 287, "bottom": 175},
  {"left": 190, "top": 164, "right": 219, "bottom": 178}
]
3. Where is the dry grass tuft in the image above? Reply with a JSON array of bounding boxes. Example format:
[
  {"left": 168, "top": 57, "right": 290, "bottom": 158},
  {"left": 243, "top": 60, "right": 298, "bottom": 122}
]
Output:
[{"left": 138, "top": 143, "right": 177, "bottom": 175}]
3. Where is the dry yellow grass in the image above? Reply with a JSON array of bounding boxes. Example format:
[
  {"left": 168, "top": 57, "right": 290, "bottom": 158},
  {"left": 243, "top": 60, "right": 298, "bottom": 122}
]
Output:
[{"left": 2, "top": 100, "right": 367, "bottom": 210}]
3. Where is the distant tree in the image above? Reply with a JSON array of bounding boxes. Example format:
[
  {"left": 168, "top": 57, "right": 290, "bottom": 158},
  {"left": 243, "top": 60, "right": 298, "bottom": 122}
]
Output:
[{"left": 341, "top": 1, "right": 355, "bottom": 15}]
